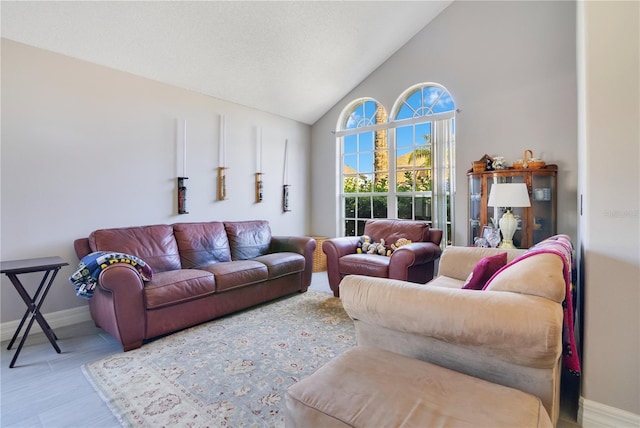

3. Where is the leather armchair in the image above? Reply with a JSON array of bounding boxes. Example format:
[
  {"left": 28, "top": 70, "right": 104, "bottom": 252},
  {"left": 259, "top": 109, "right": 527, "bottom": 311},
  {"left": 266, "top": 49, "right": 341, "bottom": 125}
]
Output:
[{"left": 322, "top": 219, "right": 442, "bottom": 297}]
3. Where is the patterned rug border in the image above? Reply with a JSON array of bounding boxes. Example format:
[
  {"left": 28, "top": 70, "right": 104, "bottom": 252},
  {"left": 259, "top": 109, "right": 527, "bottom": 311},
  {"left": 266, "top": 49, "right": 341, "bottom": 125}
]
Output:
[
  {"left": 82, "top": 363, "right": 132, "bottom": 427},
  {"left": 82, "top": 290, "right": 355, "bottom": 427}
]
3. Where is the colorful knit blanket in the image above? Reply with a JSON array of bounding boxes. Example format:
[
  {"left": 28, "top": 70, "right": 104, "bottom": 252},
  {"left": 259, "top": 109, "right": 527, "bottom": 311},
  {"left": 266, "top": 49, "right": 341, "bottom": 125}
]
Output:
[{"left": 69, "top": 252, "right": 153, "bottom": 299}]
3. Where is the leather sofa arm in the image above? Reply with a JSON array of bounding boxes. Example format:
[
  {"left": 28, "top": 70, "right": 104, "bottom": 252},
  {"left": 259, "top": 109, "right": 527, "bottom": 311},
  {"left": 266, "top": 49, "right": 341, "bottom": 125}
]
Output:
[
  {"left": 95, "top": 263, "right": 146, "bottom": 351},
  {"left": 322, "top": 236, "right": 361, "bottom": 259},
  {"left": 389, "top": 242, "right": 442, "bottom": 272},
  {"left": 428, "top": 228, "right": 443, "bottom": 246},
  {"left": 270, "top": 236, "right": 315, "bottom": 256},
  {"left": 340, "top": 275, "right": 562, "bottom": 369},
  {"left": 322, "top": 237, "right": 362, "bottom": 296},
  {"left": 270, "top": 236, "right": 316, "bottom": 289},
  {"left": 74, "top": 238, "right": 92, "bottom": 259}
]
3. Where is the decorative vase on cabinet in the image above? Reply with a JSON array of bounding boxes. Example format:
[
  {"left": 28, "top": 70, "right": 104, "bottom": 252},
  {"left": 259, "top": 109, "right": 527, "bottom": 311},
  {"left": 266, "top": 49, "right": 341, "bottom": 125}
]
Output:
[{"left": 467, "top": 165, "right": 557, "bottom": 249}]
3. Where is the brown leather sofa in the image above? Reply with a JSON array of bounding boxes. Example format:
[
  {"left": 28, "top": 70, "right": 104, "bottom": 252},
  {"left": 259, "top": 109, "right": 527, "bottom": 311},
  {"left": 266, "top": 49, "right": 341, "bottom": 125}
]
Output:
[
  {"left": 73, "top": 220, "right": 316, "bottom": 351},
  {"left": 322, "top": 219, "right": 442, "bottom": 297}
]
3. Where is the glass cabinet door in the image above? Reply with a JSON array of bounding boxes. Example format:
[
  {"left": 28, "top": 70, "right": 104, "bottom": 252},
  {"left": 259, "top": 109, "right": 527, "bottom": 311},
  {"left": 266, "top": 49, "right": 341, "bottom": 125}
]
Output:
[
  {"left": 531, "top": 173, "right": 556, "bottom": 244},
  {"left": 488, "top": 174, "right": 526, "bottom": 249},
  {"left": 468, "top": 174, "right": 482, "bottom": 244},
  {"left": 467, "top": 165, "right": 557, "bottom": 248}
]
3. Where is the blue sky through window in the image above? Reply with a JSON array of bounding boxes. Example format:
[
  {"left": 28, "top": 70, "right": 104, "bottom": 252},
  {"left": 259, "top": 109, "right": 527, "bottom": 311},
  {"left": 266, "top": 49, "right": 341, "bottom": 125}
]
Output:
[{"left": 343, "top": 87, "right": 453, "bottom": 172}]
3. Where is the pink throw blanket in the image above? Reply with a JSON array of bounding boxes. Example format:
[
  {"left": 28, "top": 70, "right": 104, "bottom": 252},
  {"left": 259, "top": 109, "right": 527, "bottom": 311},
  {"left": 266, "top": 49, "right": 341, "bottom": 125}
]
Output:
[{"left": 489, "top": 235, "right": 581, "bottom": 376}]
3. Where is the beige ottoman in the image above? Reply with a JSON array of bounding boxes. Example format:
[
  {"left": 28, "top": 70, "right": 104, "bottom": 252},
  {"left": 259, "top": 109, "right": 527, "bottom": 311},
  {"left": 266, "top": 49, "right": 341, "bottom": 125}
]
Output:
[{"left": 285, "top": 347, "right": 552, "bottom": 428}]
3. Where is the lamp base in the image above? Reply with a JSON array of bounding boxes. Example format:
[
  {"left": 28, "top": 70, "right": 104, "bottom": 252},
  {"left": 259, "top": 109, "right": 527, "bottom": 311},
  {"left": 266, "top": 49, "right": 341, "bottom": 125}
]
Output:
[
  {"left": 499, "top": 240, "right": 517, "bottom": 249},
  {"left": 498, "top": 210, "right": 518, "bottom": 249}
]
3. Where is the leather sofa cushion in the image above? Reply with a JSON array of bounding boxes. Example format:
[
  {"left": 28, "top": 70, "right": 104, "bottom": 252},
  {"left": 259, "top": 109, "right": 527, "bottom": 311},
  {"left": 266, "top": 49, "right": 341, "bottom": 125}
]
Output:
[
  {"left": 363, "top": 219, "right": 430, "bottom": 244},
  {"left": 89, "top": 224, "right": 181, "bottom": 273},
  {"left": 339, "top": 254, "right": 389, "bottom": 278},
  {"left": 144, "top": 269, "right": 215, "bottom": 309},
  {"left": 224, "top": 220, "right": 271, "bottom": 260},
  {"left": 173, "top": 222, "right": 232, "bottom": 268},
  {"left": 203, "top": 260, "right": 268, "bottom": 292},
  {"left": 253, "top": 252, "right": 305, "bottom": 279}
]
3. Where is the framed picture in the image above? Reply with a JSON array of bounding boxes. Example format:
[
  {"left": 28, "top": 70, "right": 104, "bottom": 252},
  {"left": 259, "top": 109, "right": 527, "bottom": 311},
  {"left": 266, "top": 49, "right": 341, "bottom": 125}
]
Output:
[{"left": 481, "top": 226, "right": 494, "bottom": 239}]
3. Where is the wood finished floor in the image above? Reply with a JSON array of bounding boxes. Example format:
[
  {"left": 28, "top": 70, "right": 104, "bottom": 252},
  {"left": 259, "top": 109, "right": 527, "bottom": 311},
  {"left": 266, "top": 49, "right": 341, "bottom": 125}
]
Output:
[{"left": 1, "top": 272, "right": 581, "bottom": 427}]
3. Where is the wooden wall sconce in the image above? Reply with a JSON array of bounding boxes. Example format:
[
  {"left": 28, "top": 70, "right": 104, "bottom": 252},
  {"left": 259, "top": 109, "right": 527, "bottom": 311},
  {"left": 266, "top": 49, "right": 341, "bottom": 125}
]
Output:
[
  {"left": 255, "top": 172, "right": 264, "bottom": 203},
  {"left": 217, "top": 167, "right": 227, "bottom": 201},
  {"left": 177, "top": 177, "right": 189, "bottom": 214}
]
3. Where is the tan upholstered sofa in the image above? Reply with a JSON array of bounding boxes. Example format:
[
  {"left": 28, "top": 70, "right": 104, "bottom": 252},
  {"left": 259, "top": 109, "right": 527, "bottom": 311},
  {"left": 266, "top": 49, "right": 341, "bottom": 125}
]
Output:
[{"left": 340, "top": 245, "right": 569, "bottom": 425}]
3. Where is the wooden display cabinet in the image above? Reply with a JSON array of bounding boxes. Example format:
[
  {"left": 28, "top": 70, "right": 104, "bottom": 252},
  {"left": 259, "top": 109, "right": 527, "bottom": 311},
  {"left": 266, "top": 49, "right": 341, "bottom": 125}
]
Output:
[{"left": 467, "top": 165, "right": 557, "bottom": 249}]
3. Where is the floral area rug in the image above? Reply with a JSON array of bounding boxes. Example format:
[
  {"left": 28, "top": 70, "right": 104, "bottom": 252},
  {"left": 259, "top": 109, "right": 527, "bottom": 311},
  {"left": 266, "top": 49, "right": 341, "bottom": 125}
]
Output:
[{"left": 82, "top": 291, "right": 355, "bottom": 427}]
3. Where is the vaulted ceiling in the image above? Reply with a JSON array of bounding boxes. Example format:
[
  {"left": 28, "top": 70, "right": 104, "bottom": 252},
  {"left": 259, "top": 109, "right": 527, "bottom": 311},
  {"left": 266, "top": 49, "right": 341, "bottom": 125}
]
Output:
[{"left": 1, "top": 1, "right": 452, "bottom": 125}]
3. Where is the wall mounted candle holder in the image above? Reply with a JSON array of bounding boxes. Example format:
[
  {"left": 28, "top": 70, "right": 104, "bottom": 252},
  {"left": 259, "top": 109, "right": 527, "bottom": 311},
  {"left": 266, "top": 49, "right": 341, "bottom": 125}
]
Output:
[
  {"left": 282, "top": 139, "right": 291, "bottom": 212},
  {"left": 255, "top": 172, "right": 264, "bottom": 203},
  {"left": 218, "top": 114, "right": 228, "bottom": 201},
  {"left": 177, "top": 177, "right": 189, "bottom": 214},
  {"left": 282, "top": 184, "right": 291, "bottom": 212},
  {"left": 217, "top": 167, "right": 228, "bottom": 201}
]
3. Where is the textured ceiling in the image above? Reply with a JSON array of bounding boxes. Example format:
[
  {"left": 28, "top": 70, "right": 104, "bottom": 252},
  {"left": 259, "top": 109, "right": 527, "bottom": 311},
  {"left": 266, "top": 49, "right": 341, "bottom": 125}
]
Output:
[{"left": 1, "top": 1, "right": 452, "bottom": 125}]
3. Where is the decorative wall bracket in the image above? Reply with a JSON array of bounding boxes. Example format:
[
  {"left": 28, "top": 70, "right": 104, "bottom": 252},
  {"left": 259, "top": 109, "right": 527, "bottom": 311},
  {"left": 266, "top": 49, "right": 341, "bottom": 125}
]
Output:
[
  {"left": 217, "top": 167, "right": 228, "bottom": 201},
  {"left": 282, "top": 184, "right": 291, "bottom": 212},
  {"left": 282, "top": 139, "right": 291, "bottom": 212},
  {"left": 177, "top": 176, "right": 189, "bottom": 214},
  {"left": 255, "top": 172, "right": 264, "bottom": 203}
]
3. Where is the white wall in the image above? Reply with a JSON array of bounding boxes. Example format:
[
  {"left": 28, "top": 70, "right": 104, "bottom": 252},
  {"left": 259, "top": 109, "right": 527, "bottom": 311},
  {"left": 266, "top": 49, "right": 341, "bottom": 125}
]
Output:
[
  {"left": 578, "top": 0, "right": 640, "bottom": 419},
  {"left": 311, "top": 1, "right": 578, "bottom": 245},
  {"left": 0, "top": 39, "right": 311, "bottom": 323}
]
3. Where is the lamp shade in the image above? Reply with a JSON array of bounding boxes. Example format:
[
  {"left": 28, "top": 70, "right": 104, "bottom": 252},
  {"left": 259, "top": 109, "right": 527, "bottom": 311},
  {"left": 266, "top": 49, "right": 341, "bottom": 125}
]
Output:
[{"left": 488, "top": 183, "right": 531, "bottom": 208}]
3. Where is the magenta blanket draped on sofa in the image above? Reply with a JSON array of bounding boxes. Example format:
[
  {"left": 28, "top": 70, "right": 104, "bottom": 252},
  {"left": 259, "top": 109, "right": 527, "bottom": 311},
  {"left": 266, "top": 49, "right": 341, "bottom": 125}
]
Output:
[{"left": 487, "top": 234, "right": 581, "bottom": 376}]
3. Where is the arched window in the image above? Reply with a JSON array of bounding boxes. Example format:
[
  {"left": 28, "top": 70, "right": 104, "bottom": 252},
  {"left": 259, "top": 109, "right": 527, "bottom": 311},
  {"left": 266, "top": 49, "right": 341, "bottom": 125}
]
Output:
[
  {"left": 391, "top": 83, "right": 456, "bottom": 245},
  {"left": 337, "top": 85, "right": 455, "bottom": 245},
  {"left": 338, "top": 98, "right": 389, "bottom": 236}
]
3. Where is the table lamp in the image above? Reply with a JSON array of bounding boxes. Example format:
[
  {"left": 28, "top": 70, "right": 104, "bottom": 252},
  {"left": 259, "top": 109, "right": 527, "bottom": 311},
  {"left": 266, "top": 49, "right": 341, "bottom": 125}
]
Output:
[{"left": 488, "top": 183, "right": 531, "bottom": 249}]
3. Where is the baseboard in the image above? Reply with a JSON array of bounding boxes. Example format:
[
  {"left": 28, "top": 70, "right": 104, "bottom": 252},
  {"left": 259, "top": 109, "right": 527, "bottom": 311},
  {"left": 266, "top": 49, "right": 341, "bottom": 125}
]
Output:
[
  {"left": 579, "top": 397, "right": 640, "bottom": 427},
  {"left": 0, "top": 305, "right": 92, "bottom": 342}
]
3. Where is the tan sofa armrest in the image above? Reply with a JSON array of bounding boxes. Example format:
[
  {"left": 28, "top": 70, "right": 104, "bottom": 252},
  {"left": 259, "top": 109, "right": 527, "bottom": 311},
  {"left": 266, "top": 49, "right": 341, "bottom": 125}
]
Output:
[
  {"left": 340, "top": 275, "right": 562, "bottom": 368},
  {"left": 438, "top": 246, "right": 526, "bottom": 281}
]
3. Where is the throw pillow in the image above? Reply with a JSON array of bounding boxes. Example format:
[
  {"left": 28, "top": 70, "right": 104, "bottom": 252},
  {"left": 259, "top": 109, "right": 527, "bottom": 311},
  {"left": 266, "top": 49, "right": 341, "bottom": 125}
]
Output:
[{"left": 462, "top": 252, "right": 508, "bottom": 290}]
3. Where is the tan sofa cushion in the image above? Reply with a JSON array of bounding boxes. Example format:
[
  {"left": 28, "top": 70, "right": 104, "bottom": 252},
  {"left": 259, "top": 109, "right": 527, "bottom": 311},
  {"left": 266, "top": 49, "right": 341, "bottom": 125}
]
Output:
[
  {"left": 484, "top": 253, "right": 566, "bottom": 303},
  {"left": 341, "top": 275, "right": 563, "bottom": 368},
  {"left": 438, "top": 247, "right": 525, "bottom": 281},
  {"left": 462, "top": 252, "right": 508, "bottom": 290},
  {"left": 338, "top": 242, "right": 572, "bottom": 427},
  {"left": 285, "top": 347, "right": 552, "bottom": 428},
  {"left": 428, "top": 275, "right": 465, "bottom": 289}
]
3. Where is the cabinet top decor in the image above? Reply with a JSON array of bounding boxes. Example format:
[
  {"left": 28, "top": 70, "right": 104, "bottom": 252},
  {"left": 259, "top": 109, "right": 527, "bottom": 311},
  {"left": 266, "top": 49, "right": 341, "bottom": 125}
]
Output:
[
  {"left": 467, "top": 164, "right": 558, "bottom": 174},
  {"left": 468, "top": 151, "right": 551, "bottom": 173}
]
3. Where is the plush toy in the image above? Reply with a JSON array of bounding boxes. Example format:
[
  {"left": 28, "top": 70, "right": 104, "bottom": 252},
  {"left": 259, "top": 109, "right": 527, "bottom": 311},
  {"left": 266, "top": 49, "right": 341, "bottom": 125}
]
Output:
[
  {"left": 391, "top": 238, "right": 412, "bottom": 253},
  {"left": 366, "top": 239, "right": 387, "bottom": 256},
  {"left": 357, "top": 235, "right": 371, "bottom": 254},
  {"left": 376, "top": 239, "right": 387, "bottom": 256}
]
